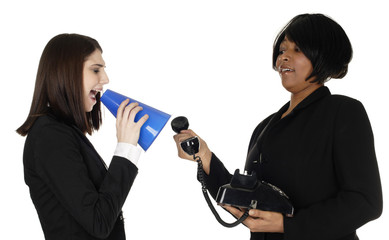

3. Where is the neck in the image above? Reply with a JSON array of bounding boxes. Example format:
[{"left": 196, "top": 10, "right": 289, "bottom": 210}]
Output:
[{"left": 282, "top": 83, "right": 324, "bottom": 118}]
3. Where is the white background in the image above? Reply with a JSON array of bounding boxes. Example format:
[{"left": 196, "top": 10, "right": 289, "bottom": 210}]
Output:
[{"left": 1, "top": 0, "right": 387, "bottom": 239}]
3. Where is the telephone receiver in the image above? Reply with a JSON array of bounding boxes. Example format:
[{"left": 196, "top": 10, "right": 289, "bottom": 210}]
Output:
[
  {"left": 171, "top": 116, "right": 294, "bottom": 228},
  {"left": 171, "top": 116, "right": 200, "bottom": 155}
]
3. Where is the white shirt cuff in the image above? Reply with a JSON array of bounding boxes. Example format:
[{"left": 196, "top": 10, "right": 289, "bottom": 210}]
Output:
[{"left": 114, "top": 142, "right": 142, "bottom": 166}]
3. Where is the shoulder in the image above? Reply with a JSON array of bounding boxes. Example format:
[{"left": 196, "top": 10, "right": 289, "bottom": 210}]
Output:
[
  {"left": 257, "top": 113, "right": 276, "bottom": 129},
  {"left": 27, "top": 114, "right": 79, "bottom": 146},
  {"left": 253, "top": 114, "right": 275, "bottom": 133},
  {"left": 324, "top": 94, "right": 371, "bottom": 129},
  {"left": 24, "top": 114, "right": 88, "bottom": 169},
  {"left": 322, "top": 93, "right": 361, "bottom": 106},
  {"left": 318, "top": 93, "right": 366, "bottom": 117},
  {"left": 30, "top": 114, "right": 73, "bottom": 132}
]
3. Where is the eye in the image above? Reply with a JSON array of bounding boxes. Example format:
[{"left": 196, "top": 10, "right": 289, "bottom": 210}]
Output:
[
  {"left": 93, "top": 69, "right": 100, "bottom": 73},
  {"left": 278, "top": 47, "right": 286, "bottom": 55}
]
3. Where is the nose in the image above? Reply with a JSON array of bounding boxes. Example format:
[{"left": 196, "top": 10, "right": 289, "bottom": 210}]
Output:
[
  {"left": 100, "top": 70, "right": 110, "bottom": 85},
  {"left": 279, "top": 51, "right": 290, "bottom": 62},
  {"left": 276, "top": 52, "right": 289, "bottom": 69}
]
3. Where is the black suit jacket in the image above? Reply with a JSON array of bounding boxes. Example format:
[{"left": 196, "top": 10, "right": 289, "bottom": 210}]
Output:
[
  {"left": 23, "top": 114, "right": 138, "bottom": 240},
  {"left": 203, "top": 87, "right": 382, "bottom": 240}
]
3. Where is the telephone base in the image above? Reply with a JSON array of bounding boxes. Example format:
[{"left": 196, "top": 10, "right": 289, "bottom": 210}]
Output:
[{"left": 215, "top": 170, "right": 294, "bottom": 217}]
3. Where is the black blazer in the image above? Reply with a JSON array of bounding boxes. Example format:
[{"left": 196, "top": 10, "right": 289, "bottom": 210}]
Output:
[
  {"left": 203, "top": 87, "right": 382, "bottom": 240},
  {"left": 23, "top": 114, "right": 138, "bottom": 240}
]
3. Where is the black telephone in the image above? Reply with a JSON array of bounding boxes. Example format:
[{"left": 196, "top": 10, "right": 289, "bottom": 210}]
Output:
[{"left": 171, "top": 116, "right": 294, "bottom": 228}]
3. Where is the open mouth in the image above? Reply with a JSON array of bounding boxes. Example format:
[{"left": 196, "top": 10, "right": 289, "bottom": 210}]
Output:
[
  {"left": 278, "top": 66, "right": 295, "bottom": 73},
  {"left": 89, "top": 89, "right": 101, "bottom": 100}
]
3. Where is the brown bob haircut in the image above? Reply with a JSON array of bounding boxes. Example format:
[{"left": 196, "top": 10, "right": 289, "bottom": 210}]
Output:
[
  {"left": 272, "top": 13, "right": 353, "bottom": 84},
  {"left": 17, "top": 33, "right": 103, "bottom": 136}
]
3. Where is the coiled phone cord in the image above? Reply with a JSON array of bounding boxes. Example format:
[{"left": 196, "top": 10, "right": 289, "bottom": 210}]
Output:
[{"left": 195, "top": 155, "right": 250, "bottom": 228}]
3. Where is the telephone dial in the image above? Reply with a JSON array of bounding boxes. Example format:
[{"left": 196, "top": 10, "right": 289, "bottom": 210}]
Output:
[{"left": 171, "top": 116, "right": 294, "bottom": 228}]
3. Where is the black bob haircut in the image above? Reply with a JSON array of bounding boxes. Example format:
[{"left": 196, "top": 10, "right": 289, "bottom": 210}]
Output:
[{"left": 272, "top": 13, "right": 353, "bottom": 84}]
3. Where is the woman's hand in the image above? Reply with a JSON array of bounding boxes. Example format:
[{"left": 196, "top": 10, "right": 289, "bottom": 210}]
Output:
[
  {"left": 116, "top": 99, "right": 149, "bottom": 145},
  {"left": 173, "top": 129, "right": 212, "bottom": 174},
  {"left": 223, "top": 206, "right": 284, "bottom": 233}
]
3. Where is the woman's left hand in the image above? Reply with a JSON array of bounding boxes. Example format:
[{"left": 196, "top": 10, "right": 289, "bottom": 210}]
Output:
[{"left": 223, "top": 206, "right": 284, "bottom": 233}]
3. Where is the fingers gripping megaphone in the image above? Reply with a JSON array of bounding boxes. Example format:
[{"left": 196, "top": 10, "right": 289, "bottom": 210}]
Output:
[{"left": 100, "top": 89, "right": 171, "bottom": 151}]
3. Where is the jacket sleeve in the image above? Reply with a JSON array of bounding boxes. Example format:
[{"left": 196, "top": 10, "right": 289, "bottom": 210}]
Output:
[
  {"left": 283, "top": 99, "right": 383, "bottom": 240},
  {"left": 202, "top": 153, "right": 233, "bottom": 199},
  {"left": 33, "top": 123, "right": 138, "bottom": 239}
]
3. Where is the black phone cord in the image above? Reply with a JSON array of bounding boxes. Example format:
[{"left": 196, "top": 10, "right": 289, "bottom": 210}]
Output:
[{"left": 195, "top": 155, "right": 250, "bottom": 228}]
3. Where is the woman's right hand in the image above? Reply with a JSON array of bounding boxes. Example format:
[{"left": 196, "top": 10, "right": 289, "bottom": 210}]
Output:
[
  {"left": 116, "top": 99, "right": 149, "bottom": 145},
  {"left": 173, "top": 129, "right": 212, "bottom": 175}
]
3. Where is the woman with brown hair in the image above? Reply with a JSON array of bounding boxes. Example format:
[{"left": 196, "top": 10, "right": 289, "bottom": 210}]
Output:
[{"left": 17, "top": 33, "right": 148, "bottom": 240}]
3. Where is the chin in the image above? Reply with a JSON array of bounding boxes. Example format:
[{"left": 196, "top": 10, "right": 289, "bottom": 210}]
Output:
[
  {"left": 85, "top": 106, "right": 94, "bottom": 113},
  {"left": 281, "top": 82, "right": 294, "bottom": 92}
]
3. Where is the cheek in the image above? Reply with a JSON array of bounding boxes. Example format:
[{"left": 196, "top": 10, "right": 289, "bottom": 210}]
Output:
[
  {"left": 296, "top": 59, "right": 313, "bottom": 77},
  {"left": 275, "top": 57, "right": 282, "bottom": 69},
  {"left": 83, "top": 73, "right": 95, "bottom": 90},
  {"left": 304, "top": 65, "right": 314, "bottom": 78},
  {"left": 82, "top": 73, "right": 88, "bottom": 90}
]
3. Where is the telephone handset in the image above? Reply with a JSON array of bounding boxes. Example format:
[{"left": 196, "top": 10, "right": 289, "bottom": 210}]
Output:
[
  {"left": 171, "top": 116, "right": 294, "bottom": 228},
  {"left": 172, "top": 116, "right": 249, "bottom": 227}
]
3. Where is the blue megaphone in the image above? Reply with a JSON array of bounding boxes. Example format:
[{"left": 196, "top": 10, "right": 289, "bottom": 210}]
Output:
[{"left": 100, "top": 89, "right": 171, "bottom": 151}]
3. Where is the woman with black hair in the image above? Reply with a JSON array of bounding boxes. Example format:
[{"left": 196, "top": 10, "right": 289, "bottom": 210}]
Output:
[
  {"left": 17, "top": 34, "right": 148, "bottom": 240},
  {"left": 173, "top": 13, "right": 382, "bottom": 240}
]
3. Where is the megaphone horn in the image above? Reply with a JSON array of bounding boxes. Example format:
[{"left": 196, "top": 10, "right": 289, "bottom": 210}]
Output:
[{"left": 100, "top": 89, "right": 171, "bottom": 151}]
